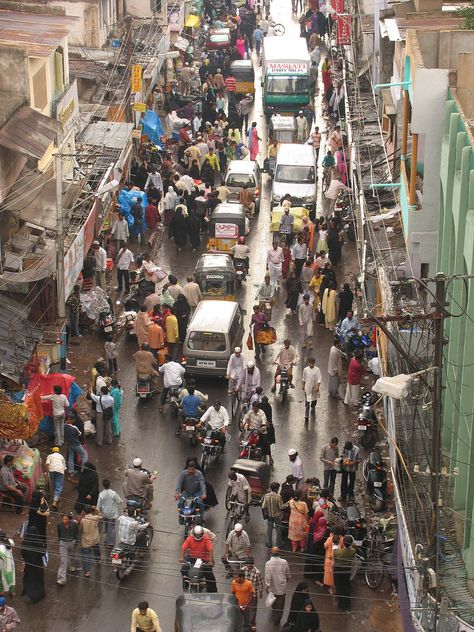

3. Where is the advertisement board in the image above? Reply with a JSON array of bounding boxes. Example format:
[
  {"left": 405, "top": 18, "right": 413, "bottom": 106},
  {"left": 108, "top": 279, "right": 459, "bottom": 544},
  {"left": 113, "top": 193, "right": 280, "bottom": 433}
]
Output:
[
  {"left": 215, "top": 223, "right": 238, "bottom": 239},
  {"left": 267, "top": 62, "right": 307, "bottom": 74}
]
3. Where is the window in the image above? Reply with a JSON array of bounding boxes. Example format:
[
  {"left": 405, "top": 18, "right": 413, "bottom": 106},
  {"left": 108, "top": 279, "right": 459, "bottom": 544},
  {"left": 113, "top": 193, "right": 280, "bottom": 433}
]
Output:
[
  {"left": 32, "top": 65, "right": 48, "bottom": 111},
  {"left": 267, "top": 76, "right": 308, "bottom": 95},
  {"left": 188, "top": 332, "right": 226, "bottom": 352},
  {"left": 275, "top": 164, "right": 315, "bottom": 183},
  {"left": 54, "top": 50, "right": 65, "bottom": 94},
  {"left": 226, "top": 174, "right": 255, "bottom": 187}
]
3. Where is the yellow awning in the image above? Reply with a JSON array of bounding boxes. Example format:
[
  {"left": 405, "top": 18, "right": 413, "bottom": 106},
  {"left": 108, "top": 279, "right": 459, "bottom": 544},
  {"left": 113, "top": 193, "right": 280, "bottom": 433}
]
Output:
[{"left": 185, "top": 14, "right": 200, "bottom": 28}]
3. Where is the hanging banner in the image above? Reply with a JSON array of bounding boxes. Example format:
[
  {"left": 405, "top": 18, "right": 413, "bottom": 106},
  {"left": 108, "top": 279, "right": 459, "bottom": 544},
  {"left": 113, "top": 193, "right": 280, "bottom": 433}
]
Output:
[
  {"left": 337, "top": 14, "right": 351, "bottom": 45},
  {"left": 332, "top": 0, "right": 344, "bottom": 13},
  {"left": 131, "top": 65, "right": 142, "bottom": 93}
]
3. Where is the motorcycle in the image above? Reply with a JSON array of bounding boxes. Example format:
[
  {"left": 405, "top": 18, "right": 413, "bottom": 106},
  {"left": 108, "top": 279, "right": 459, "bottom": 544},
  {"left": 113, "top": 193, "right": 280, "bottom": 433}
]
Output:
[
  {"left": 356, "top": 411, "right": 378, "bottom": 449},
  {"left": 233, "top": 259, "right": 248, "bottom": 285},
  {"left": 110, "top": 512, "right": 153, "bottom": 581},
  {"left": 135, "top": 375, "right": 154, "bottom": 400},
  {"left": 363, "top": 450, "right": 388, "bottom": 512},
  {"left": 178, "top": 416, "right": 201, "bottom": 446},
  {"left": 238, "top": 429, "right": 262, "bottom": 460},
  {"left": 200, "top": 428, "right": 224, "bottom": 473},
  {"left": 178, "top": 496, "right": 203, "bottom": 537},
  {"left": 99, "top": 309, "right": 115, "bottom": 335},
  {"left": 167, "top": 385, "right": 181, "bottom": 415},
  {"left": 328, "top": 502, "right": 367, "bottom": 543},
  {"left": 181, "top": 559, "right": 208, "bottom": 593},
  {"left": 276, "top": 366, "right": 290, "bottom": 404},
  {"left": 123, "top": 310, "right": 137, "bottom": 339}
]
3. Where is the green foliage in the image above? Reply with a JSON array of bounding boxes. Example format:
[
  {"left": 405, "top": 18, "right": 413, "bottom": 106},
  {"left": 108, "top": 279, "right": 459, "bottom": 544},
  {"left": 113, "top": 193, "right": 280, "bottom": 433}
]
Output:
[{"left": 458, "top": 1, "right": 474, "bottom": 30}]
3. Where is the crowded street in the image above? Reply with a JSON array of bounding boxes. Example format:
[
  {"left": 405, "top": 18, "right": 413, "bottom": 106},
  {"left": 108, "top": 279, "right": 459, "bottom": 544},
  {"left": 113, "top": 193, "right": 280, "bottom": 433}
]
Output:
[{"left": 0, "top": 0, "right": 405, "bottom": 631}]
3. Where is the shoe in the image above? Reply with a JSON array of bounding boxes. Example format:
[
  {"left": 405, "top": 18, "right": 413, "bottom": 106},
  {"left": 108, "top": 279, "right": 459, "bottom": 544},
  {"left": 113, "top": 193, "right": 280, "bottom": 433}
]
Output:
[
  {"left": 56, "top": 580, "right": 66, "bottom": 586},
  {"left": 304, "top": 417, "right": 309, "bottom": 422},
  {"left": 175, "top": 429, "right": 180, "bottom": 436},
  {"left": 270, "top": 386, "right": 276, "bottom": 393}
]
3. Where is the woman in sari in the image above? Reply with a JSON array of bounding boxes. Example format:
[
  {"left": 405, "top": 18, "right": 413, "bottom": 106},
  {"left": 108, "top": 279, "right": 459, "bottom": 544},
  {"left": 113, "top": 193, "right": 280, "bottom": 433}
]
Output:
[
  {"left": 309, "top": 268, "right": 322, "bottom": 313},
  {"left": 21, "top": 527, "right": 46, "bottom": 603},
  {"left": 304, "top": 510, "right": 324, "bottom": 578},
  {"left": 248, "top": 122, "right": 261, "bottom": 161},
  {"left": 324, "top": 527, "right": 343, "bottom": 594},
  {"left": 110, "top": 378, "right": 123, "bottom": 436},
  {"left": 321, "top": 57, "right": 333, "bottom": 99},
  {"left": 288, "top": 490, "right": 309, "bottom": 552},
  {"left": 322, "top": 281, "right": 337, "bottom": 331},
  {"left": 301, "top": 216, "right": 315, "bottom": 254},
  {"left": 281, "top": 243, "right": 292, "bottom": 279}
]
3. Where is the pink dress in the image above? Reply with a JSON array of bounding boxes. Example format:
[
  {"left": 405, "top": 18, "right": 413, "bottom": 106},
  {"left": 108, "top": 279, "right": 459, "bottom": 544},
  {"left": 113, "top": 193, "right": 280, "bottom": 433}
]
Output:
[
  {"left": 249, "top": 127, "right": 259, "bottom": 161},
  {"left": 236, "top": 38, "right": 246, "bottom": 59}
]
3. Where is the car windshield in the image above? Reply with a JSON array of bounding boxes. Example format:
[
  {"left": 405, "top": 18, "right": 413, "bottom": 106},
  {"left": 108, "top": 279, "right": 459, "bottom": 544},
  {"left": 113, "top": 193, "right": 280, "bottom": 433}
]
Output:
[
  {"left": 267, "top": 76, "right": 308, "bottom": 94},
  {"left": 188, "top": 331, "right": 226, "bottom": 351},
  {"left": 275, "top": 164, "right": 315, "bottom": 183},
  {"left": 226, "top": 174, "right": 255, "bottom": 187}
]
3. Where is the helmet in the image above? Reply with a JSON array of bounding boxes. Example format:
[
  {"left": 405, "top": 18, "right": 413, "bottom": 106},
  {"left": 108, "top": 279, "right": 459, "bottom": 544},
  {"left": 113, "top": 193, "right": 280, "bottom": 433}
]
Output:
[
  {"left": 247, "top": 360, "right": 255, "bottom": 369},
  {"left": 132, "top": 458, "right": 142, "bottom": 468},
  {"left": 238, "top": 236, "right": 246, "bottom": 245},
  {"left": 192, "top": 525, "right": 204, "bottom": 540},
  {"left": 234, "top": 346, "right": 241, "bottom": 353}
]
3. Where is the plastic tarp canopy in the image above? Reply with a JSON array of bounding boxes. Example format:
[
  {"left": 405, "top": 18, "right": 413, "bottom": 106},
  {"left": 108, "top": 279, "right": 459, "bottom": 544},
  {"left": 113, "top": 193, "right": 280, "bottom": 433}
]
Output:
[
  {"left": 31, "top": 373, "right": 82, "bottom": 437},
  {"left": 117, "top": 189, "right": 148, "bottom": 230},
  {"left": 270, "top": 206, "right": 309, "bottom": 232},
  {"left": 175, "top": 593, "right": 241, "bottom": 631},
  {"left": 141, "top": 110, "right": 164, "bottom": 145}
]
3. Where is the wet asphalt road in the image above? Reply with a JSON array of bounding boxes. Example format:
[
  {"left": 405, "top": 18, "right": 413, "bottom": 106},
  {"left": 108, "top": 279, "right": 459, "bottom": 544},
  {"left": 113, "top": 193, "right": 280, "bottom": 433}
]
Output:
[{"left": 12, "top": 5, "right": 398, "bottom": 632}]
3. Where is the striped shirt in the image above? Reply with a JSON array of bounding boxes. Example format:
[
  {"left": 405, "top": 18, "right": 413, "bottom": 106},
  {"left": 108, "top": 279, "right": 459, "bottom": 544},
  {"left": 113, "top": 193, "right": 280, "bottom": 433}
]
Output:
[
  {"left": 225, "top": 76, "right": 236, "bottom": 92},
  {"left": 261, "top": 491, "right": 284, "bottom": 518},
  {"left": 245, "top": 565, "right": 264, "bottom": 599}
]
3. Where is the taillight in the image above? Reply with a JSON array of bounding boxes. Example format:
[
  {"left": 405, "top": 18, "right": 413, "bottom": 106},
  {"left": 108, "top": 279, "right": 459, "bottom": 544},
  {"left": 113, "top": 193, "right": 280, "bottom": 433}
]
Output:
[
  {"left": 111, "top": 553, "right": 120, "bottom": 559},
  {"left": 255, "top": 187, "right": 260, "bottom": 197}
]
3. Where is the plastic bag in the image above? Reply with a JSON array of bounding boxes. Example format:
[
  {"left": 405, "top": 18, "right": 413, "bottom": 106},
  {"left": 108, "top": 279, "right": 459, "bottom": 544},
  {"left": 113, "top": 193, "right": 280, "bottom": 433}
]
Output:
[
  {"left": 266, "top": 591, "right": 276, "bottom": 607},
  {"left": 246, "top": 332, "right": 254, "bottom": 350}
]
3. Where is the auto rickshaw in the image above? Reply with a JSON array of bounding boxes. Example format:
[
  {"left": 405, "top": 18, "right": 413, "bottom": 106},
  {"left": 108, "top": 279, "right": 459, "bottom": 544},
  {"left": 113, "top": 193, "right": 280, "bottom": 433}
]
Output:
[
  {"left": 207, "top": 203, "right": 247, "bottom": 254},
  {"left": 194, "top": 253, "right": 237, "bottom": 300},
  {"left": 229, "top": 458, "right": 270, "bottom": 505},
  {"left": 230, "top": 60, "right": 255, "bottom": 96},
  {"left": 175, "top": 593, "right": 241, "bottom": 631}
]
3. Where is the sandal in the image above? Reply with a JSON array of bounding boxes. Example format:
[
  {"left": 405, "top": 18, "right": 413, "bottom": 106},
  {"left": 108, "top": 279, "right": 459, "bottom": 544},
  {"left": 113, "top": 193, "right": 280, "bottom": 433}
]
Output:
[{"left": 84, "top": 571, "right": 91, "bottom": 578}]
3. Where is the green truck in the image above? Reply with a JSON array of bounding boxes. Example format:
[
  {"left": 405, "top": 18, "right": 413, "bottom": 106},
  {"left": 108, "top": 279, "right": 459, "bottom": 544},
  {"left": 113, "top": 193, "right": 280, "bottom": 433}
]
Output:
[{"left": 262, "top": 36, "right": 311, "bottom": 117}]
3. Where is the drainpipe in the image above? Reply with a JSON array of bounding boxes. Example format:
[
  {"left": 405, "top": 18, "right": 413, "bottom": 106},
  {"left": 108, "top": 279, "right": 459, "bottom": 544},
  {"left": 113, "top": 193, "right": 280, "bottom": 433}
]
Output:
[
  {"left": 401, "top": 90, "right": 409, "bottom": 160},
  {"left": 409, "top": 133, "right": 418, "bottom": 208}
]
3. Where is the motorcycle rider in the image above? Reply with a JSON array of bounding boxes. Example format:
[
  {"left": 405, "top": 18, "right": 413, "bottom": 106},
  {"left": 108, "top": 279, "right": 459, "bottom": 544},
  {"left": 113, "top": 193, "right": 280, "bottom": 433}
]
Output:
[
  {"left": 158, "top": 354, "right": 185, "bottom": 413},
  {"left": 227, "top": 471, "right": 252, "bottom": 520},
  {"left": 175, "top": 460, "right": 206, "bottom": 515},
  {"left": 123, "top": 458, "right": 155, "bottom": 510},
  {"left": 231, "top": 236, "right": 250, "bottom": 274},
  {"left": 255, "top": 273, "right": 275, "bottom": 304},
  {"left": 178, "top": 386, "right": 204, "bottom": 436},
  {"left": 179, "top": 525, "right": 217, "bottom": 592},
  {"left": 199, "top": 400, "right": 229, "bottom": 450},
  {"left": 339, "top": 310, "right": 361, "bottom": 357},
  {"left": 178, "top": 379, "right": 208, "bottom": 405},
  {"left": 132, "top": 343, "right": 159, "bottom": 390},
  {"left": 116, "top": 506, "right": 149, "bottom": 558},
  {"left": 236, "top": 361, "right": 261, "bottom": 404},
  {"left": 226, "top": 347, "right": 245, "bottom": 395},
  {"left": 271, "top": 338, "right": 298, "bottom": 392}
]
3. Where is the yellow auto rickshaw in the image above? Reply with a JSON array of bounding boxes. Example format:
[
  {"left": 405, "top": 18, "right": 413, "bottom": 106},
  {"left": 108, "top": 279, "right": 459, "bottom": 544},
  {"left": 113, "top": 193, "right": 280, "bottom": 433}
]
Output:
[
  {"left": 207, "top": 203, "right": 247, "bottom": 253},
  {"left": 230, "top": 60, "right": 255, "bottom": 95},
  {"left": 194, "top": 253, "right": 237, "bottom": 300}
]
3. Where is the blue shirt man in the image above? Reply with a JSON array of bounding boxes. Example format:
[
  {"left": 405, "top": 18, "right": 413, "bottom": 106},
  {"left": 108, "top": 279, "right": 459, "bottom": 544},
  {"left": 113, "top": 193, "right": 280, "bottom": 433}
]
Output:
[
  {"left": 175, "top": 462, "right": 206, "bottom": 515},
  {"left": 340, "top": 312, "right": 360, "bottom": 337},
  {"left": 181, "top": 389, "right": 202, "bottom": 417}
]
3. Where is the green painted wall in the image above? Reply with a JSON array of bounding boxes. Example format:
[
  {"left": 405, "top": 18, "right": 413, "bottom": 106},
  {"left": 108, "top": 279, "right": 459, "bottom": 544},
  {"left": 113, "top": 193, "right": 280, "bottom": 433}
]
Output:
[{"left": 438, "top": 93, "right": 474, "bottom": 576}]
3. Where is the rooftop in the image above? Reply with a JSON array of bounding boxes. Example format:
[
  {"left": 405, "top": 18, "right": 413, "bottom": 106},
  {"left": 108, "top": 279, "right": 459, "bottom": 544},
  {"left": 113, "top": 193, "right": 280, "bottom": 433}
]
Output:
[{"left": 0, "top": 9, "right": 78, "bottom": 58}]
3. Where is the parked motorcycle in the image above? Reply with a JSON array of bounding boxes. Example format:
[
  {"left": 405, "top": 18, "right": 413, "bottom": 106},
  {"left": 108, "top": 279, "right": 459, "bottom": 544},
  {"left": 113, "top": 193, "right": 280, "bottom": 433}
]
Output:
[
  {"left": 99, "top": 309, "right": 115, "bottom": 335},
  {"left": 363, "top": 449, "right": 388, "bottom": 512},
  {"left": 357, "top": 391, "right": 379, "bottom": 448},
  {"left": 199, "top": 428, "right": 224, "bottom": 473}
]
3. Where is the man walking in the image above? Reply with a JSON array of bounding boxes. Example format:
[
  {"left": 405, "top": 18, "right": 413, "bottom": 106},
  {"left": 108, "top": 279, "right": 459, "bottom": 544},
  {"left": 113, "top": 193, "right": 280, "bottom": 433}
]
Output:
[
  {"left": 339, "top": 441, "right": 361, "bottom": 502},
  {"left": 302, "top": 357, "right": 321, "bottom": 421},
  {"left": 41, "top": 385, "right": 69, "bottom": 447},
  {"left": 264, "top": 547, "right": 290, "bottom": 626},
  {"left": 244, "top": 557, "right": 264, "bottom": 630},
  {"left": 89, "top": 384, "right": 114, "bottom": 447},
  {"left": 97, "top": 479, "right": 122, "bottom": 548},
  {"left": 182, "top": 276, "right": 202, "bottom": 313},
  {"left": 45, "top": 446, "right": 66, "bottom": 510},
  {"left": 279, "top": 206, "right": 295, "bottom": 247},
  {"left": 80, "top": 505, "right": 102, "bottom": 578},
  {"left": 320, "top": 437, "right": 339, "bottom": 496},
  {"left": 344, "top": 351, "right": 365, "bottom": 408},
  {"left": 261, "top": 482, "right": 284, "bottom": 548},
  {"left": 328, "top": 337, "right": 343, "bottom": 398},
  {"left": 296, "top": 111, "right": 309, "bottom": 143},
  {"left": 266, "top": 242, "right": 284, "bottom": 287},
  {"left": 115, "top": 242, "right": 134, "bottom": 293},
  {"left": 92, "top": 240, "right": 107, "bottom": 289},
  {"left": 298, "top": 293, "right": 314, "bottom": 348},
  {"left": 57, "top": 513, "right": 78, "bottom": 585},
  {"left": 64, "top": 416, "right": 87, "bottom": 477},
  {"left": 111, "top": 211, "right": 130, "bottom": 252}
]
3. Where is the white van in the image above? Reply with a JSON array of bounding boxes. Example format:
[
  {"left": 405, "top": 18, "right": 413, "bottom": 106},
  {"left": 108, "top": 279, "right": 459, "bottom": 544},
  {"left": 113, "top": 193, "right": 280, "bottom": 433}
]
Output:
[
  {"left": 183, "top": 300, "right": 244, "bottom": 377},
  {"left": 271, "top": 143, "right": 316, "bottom": 212}
]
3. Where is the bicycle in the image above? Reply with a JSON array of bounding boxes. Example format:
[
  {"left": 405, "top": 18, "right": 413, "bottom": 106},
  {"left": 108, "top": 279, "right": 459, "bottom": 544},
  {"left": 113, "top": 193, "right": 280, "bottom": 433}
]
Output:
[
  {"left": 415, "top": 533, "right": 458, "bottom": 565},
  {"left": 230, "top": 388, "right": 240, "bottom": 419},
  {"left": 350, "top": 525, "right": 386, "bottom": 590},
  {"left": 224, "top": 490, "right": 247, "bottom": 537}
]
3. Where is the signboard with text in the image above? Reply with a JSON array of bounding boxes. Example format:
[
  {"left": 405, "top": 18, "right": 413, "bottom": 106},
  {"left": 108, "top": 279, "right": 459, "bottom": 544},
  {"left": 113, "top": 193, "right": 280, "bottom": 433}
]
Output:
[
  {"left": 215, "top": 223, "right": 238, "bottom": 239},
  {"left": 131, "top": 65, "right": 142, "bottom": 93},
  {"left": 267, "top": 62, "right": 307, "bottom": 74},
  {"left": 64, "top": 226, "right": 84, "bottom": 299},
  {"left": 337, "top": 14, "right": 351, "bottom": 45}
]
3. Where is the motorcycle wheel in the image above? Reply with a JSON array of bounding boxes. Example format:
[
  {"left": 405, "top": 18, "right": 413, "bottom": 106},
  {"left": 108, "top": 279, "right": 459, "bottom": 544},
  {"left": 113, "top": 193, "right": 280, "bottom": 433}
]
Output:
[
  {"left": 280, "top": 385, "right": 287, "bottom": 404},
  {"left": 365, "top": 554, "right": 384, "bottom": 590},
  {"left": 200, "top": 451, "right": 209, "bottom": 473},
  {"left": 225, "top": 514, "right": 236, "bottom": 538},
  {"left": 145, "top": 525, "right": 154, "bottom": 546},
  {"left": 116, "top": 566, "right": 128, "bottom": 581},
  {"left": 373, "top": 497, "right": 385, "bottom": 512},
  {"left": 231, "top": 392, "right": 239, "bottom": 419},
  {"left": 190, "top": 434, "right": 197, "bottom": 447},
  {"left": 225, "top": 486, "right": 232, "bottom": 511}
]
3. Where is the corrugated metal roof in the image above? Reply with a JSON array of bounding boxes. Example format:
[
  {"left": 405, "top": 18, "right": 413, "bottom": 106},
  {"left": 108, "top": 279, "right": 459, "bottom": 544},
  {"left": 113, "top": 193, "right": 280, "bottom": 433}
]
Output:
[
  {"left": 0, "top": 297, "right": 43, "bottom": 383},
  {"left": 79, "top": 121, "right": 133, "bottom": 150},
  {"left": 0, "top": 106, "right": 61, "bottom": 159},
  {"left": 0, "top": 9, "right": 79, "bottom": 58}
]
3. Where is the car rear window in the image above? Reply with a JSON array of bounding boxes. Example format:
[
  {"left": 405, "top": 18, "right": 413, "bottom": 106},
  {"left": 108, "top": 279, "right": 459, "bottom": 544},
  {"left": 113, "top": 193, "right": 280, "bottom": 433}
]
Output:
[
  {"left": 188, "top": 331, "right": 227, "bottom": 352},
  {"left": 226, "top": 174, "right": 255, "bottom": 187}
]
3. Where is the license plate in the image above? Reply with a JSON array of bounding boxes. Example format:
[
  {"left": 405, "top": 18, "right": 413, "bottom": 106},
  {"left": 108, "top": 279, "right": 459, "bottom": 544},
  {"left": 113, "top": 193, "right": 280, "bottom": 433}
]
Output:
[
  {"left": 204, "top": 438, "right": 212, "bottom": 444},
  {"left": 111, "top": 558, "right": 122, "bottom": 565},
  {"left": 104, "top": 325, "right": 113, "bottom": 332},
  {"left": 357, "top": 425, "right": 367, "bottom": 430},
  {"left": 139, "top": 393, "right": 147, "bottom": 398},
  {"left": 354, "top": 540, "right": 363, "bottom": 546},
  {"left": 374, "top": 481, "right": 382, "bottom": 487},
  {"left": 197, "top": 360, "right": 216, "bottom": 367},
  {"left": 186, "top": 425, "right": 195, "bottom": 432}
]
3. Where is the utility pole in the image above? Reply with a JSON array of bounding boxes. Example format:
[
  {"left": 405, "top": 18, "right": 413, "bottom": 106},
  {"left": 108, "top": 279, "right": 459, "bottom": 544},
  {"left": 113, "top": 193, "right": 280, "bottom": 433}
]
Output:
[
  {"left": 55, "top": 150, "right": 65, "bottom": 319},
  {"left": 125, "top": 15, "right": 133, "bottom": 123}
]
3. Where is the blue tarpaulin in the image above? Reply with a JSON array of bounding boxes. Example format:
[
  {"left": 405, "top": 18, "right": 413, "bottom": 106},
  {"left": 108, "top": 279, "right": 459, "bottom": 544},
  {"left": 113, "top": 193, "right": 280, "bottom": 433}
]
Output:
[
  {"left": 141, "top": 110, "right": 164, "bottom": 145},
  {"left": 117, "top": 189, "right": 148, "bottom": 230}
]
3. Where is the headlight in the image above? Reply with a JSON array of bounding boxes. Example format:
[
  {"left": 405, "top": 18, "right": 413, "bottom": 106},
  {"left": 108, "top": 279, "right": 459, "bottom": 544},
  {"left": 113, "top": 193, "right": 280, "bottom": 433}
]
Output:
[
  {"left": 273, "top": 194, "right": 281, "bottom": 202},
  {"left": 303, "top": 196, "right": 314, "bottom": 204}
]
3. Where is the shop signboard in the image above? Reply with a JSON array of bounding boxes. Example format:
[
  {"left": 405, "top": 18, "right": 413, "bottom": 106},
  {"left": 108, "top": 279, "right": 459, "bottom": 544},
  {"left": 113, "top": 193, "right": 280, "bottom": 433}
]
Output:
[
  {"left": 215, "top": 223, "right": 238, "bottom": 239},
  {"left": 131, "top": 65, "right": 142, "bottom": 93},
  {"left": 337, "top": 14, "right": 351, "bottom": 45},
  {"left": 64, "top": 226, "right": 84, "bottom": 298}
]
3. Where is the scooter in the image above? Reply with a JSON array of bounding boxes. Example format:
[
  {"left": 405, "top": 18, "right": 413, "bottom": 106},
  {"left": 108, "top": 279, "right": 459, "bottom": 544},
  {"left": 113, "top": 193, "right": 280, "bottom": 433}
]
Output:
[
  {"left": 99, "top": 309, "right": 115, "bottom": 335},
  {"left": 363, "top": 449, "right": 388, "bottom": 512},
  {"left": 135, "top": 375, "right": 154, "bottom": 400}
]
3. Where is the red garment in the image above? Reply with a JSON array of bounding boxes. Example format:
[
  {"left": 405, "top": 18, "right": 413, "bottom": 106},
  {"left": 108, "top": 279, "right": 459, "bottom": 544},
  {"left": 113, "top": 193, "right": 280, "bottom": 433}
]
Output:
[
  {"left": 181, "top": 534, "right": 213, "bottom": 561},
  {"left": 251, "top": 312, "right": 267, "bottom": 333},
  {"left": 145, "top": 203, "right": 160, "bottom": 230},
  {"left": 282, "top": 249, "right": 291, "bottom": 278},
  {"left": 225, "top": 76, "right": 236, "bottom": 92},
  {"left": 347, "top": 358, "right": 365, "bottom": 385},
  {"left": 179, "top": 127, "right": 190, "bottom": 143}
]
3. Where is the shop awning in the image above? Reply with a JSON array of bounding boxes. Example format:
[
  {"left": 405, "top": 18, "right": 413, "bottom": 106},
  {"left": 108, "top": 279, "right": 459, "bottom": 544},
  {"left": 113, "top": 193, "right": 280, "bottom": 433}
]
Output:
[
  {"left": 185, "top": 14, "right": 200, "bottom": 28},
  {"left": 0, "top": 106, "right": 60, "bottom": 160}
]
